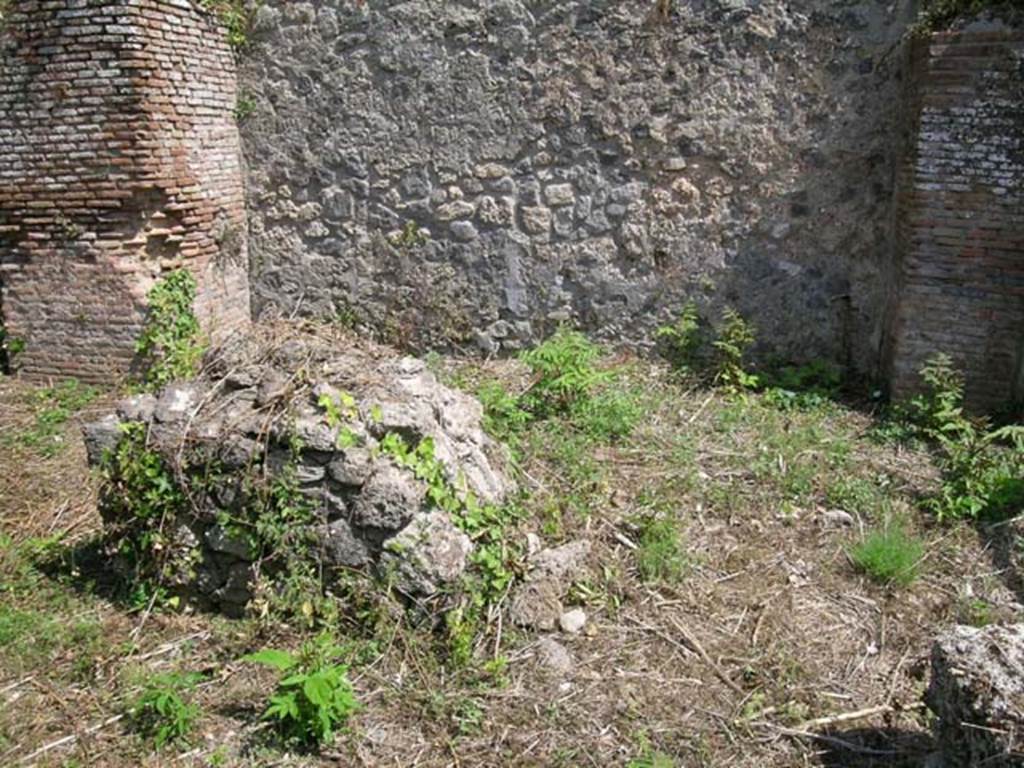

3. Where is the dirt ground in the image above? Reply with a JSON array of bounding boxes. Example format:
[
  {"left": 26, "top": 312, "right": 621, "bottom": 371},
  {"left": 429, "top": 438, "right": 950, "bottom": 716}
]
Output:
[{"left": 1, "top": 353, "right": 1020, "bottom": 768}]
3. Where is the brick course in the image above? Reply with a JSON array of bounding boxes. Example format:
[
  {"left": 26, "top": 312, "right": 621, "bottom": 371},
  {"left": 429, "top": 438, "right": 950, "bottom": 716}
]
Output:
[
  {"left": 886, "top": 26, "right": 1024, "bottom": 411},
  {"left": 0, "top": 0, "right": 249, "bottom": 382}
]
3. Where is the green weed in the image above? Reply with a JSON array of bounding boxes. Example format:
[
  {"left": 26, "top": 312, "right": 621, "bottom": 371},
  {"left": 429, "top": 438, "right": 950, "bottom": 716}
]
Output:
[
  {"left": 656, "top": 300, "right": 701, "bottom": 374},
  {"left": 126, "top": 670, "right": 203, "bottom": 750},
  {"left": 200, "top": 0, "right": 252, "bottom": 48},
  {"left": 4, "top": 379, "right": 98, "bottom": 457},
  {"left": 634, "top": 514, "right": 687, "bottom": 584},
  {"left": 243, "top": 634, "right": 360, "bottom": 748},
  {"left": 712, "top": 307, "right": 759, "bottom": 392},
  {"left": 519, "top": 328, "right": 607, "bottom": 417}
]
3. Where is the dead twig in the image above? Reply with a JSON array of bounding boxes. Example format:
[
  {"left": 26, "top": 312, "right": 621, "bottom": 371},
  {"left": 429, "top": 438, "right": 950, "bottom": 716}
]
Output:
[{"left": 665, "top": 616, "right": 744, "bottom": 696}]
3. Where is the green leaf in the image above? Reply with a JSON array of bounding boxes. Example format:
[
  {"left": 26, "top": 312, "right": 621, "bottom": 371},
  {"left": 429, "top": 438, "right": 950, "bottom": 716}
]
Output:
[
  {"left": 241, "top": 648, "right": 298, "bottom": 671},
  {"left": 302, "top": 673, "right": 332, "bottom": 707}
]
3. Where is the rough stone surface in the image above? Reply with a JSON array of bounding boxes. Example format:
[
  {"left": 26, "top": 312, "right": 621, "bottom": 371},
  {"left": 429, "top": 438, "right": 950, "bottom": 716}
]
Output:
[
  {"left": 509, "top": 540, "right": 590, "bottom": 630},
  {"left": 0, "top": 0, "right": 250, "bottom": 381},
  {"left": 84, "top": 324, "right": 512, "bottom": 613},
  {"left": 240, "top": 0, "right": 918, "bottom": 372},
  {"left": 927, "top": 623, "right": 1024, "bottom": 766}
]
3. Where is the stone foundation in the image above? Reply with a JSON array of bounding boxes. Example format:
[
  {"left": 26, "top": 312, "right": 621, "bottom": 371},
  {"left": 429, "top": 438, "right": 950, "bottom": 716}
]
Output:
[{"left": 83, "top": 324, "right": 513, "bottom": 614}]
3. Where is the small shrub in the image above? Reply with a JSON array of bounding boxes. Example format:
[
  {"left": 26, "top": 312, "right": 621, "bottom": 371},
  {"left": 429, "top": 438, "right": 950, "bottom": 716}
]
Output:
[
  {"left": 135, "top": 270, "right": 205, "bottom": 389},
  {"left": 519, "top": 328, "right": 607, "bottom": 417},
  {"left": 243, "top": 634, "right": 360, "bottom": 748},
  {"left": 0, "top": 320, "right": 25, "bottom": 373},
  {"left": 635, "top": 514, "right": 687, "bottom": 584},
  {"left": 849, "top": 524, "right": 924, "bottom": 586},
  {"left": 908, "top": 354, "right": 1024, "bottom": 521},
  {"left": 656, "top": 300, "right": 701, "bottom": 373},
  {"left": 126, "top": 671, "right": 203, "bottom": 750},
  {"left": 712, "top": 307, "right": 759, "bottom": 392}
]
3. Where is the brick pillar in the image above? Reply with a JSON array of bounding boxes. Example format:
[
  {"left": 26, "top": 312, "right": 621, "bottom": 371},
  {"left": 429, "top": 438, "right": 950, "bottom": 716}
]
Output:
[
  {"left": 0, "top": 0, "right": 250, "bottom": 382},
  {"left": 885, "top": 24, "right": 1024, "bottom": 411}
]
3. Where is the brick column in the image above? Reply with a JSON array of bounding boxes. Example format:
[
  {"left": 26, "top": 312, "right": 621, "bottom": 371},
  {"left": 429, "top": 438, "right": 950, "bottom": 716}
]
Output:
[
  {"left": 885, "top": 25, "right": 1024, "bottom": 411},
  {"left": 0, "top": 0, "right": 250, "bottom": 382}
]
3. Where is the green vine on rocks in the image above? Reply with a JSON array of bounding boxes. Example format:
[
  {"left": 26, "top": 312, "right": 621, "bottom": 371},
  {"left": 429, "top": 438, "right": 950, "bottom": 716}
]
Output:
[
  {"left": 101, "top": 422, "right": 191, "bottom": 608},
  {"left": 136, "top": 270, "right": 206, "bottom": 390}
]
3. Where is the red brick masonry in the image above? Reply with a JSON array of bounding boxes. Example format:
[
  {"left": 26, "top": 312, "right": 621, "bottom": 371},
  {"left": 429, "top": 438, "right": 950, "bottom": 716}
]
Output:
[
  {"left": 887, "top": 27, "right": 1024, "bottom": 410},
  {"left": 0, "top": 0, "right": 249, "bottom": 381}
]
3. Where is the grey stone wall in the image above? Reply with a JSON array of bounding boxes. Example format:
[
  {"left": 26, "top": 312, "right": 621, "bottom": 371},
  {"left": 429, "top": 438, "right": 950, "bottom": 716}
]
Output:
[{"left": 240, "top": 0, "right": 916, "bottom": 370}]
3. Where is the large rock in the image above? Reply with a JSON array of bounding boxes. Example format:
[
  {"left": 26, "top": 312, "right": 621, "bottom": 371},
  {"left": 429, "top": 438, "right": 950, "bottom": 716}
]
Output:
[
  {"left": 84, "top": 324, "right": 513, "bottom": 613},
  {"left": 927, "top": 623, "right": 1024, "bottom": 767}
]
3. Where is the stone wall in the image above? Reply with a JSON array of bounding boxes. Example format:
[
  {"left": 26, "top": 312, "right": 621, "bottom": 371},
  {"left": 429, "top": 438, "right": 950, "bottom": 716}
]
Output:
[
  {"left": 240, "top": 0, "right": 916, "bottom": 369},
  {"left": 885, "top": 22, "right": 1024, "bottom": 410},
  {"left": 0, "top": 0, "right": 249, "bottom": 381}
]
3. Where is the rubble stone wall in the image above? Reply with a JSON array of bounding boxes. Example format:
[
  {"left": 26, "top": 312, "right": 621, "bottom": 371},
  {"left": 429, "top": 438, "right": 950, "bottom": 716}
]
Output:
[
  {"left": 0, "top": 0, "right": 249, "bottom": 381},
  {"left": 239, "top": 0, "right": 918, "bottom": 370}
]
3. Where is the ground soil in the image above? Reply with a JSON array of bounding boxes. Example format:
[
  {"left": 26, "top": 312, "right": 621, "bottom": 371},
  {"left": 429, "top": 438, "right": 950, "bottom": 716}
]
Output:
[{"left": 1, "top": 354, "right": 1020, "bottom": 767}]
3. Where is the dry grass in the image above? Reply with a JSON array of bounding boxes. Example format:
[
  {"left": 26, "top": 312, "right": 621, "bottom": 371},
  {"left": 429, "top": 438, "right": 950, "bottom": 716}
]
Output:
[{"left": 1, "top": 350, "right": 1020, "bottom": 767}]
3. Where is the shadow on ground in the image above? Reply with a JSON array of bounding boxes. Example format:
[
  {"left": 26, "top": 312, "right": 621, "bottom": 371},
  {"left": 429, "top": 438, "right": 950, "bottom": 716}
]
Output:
[{"left": 816, "top": 726, "right": 935, "bottom": 768}]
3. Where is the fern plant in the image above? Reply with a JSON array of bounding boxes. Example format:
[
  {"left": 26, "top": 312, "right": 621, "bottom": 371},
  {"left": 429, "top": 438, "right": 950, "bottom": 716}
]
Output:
[{"left": 243, "top": 634, "right": 359, "bottom": 747}]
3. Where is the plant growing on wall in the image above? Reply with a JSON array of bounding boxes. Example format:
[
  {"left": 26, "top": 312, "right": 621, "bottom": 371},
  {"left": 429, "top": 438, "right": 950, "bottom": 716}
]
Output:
[
  {"left": 135, "top": 269, "right": 206, "bottom": 389},
  {"left": 201, "top": 0, "right": 252, "bottom": 49}
]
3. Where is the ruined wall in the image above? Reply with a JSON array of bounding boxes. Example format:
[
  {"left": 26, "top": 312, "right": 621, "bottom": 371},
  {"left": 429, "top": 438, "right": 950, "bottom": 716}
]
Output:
[
  {"left": 240, "top": 0, "right": 916, "bottom": 368},
  {"left": 885, "top": 22, "right": 1024, "bottom": 410},
  {"left": 0, "top": 0, "right": 249, "bottom": 381}
]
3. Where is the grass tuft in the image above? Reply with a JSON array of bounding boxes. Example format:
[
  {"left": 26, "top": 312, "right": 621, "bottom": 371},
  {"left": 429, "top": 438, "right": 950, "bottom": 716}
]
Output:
[{"left": 849, "top": 525, "right": 924, "bottom": 586}]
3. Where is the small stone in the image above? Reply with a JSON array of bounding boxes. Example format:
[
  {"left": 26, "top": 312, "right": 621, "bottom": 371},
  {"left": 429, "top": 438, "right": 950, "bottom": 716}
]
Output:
[
  {"left": 820, "top": 509, "right": 854, "bottom": 526},
  {"left": 116, "top": 393, "right": 156, "bottom": 422},
  {"left": 521, "top": 206, "right": 552, "bottom": 235},
  {"left": 450, "top": 220, "right": 478, "bottom": 242},
  {"left": 671, "top": 177, "right": 701, "bottom": 203},
  {"left": 535, "top": 636, "right": 574, "bottom": 675},
  {"left": 435, "top": 200, "right": 476, "bottom": 221},
  {"left": 256, "top": 370, "right": 290, "bottom": 406},
  {"left": 327, "top": 447, "right": 373, "bottom": 486},
  {"left": 544, "top": 183, "right": 575, "bottom": 207},
  {"left": 664, "top": 156, "right": 688, "bottom": 171},
  {"left": 379, "top": 511, "right": 472, "bottom": 595},
  {"left": 351, "top": 462, "right": 426, "bottom": 530},
  {"left": 474, "top": 162, "right": 509, "bottom": 179},
  {"left": 928, "top": 623, "right": 1024, "bottom": 765},
  {"left": 318, "top": 519, "right": 371, "bottom": 566},
  {"left": 205, "top": 525, "right": 256, "bottom": 560},
  {"left": 82, "top": 414, "right": 121, "bottom": 466},
  {"left": 559, "top": 608, "right": 587, "bottom": 634},
  {"left": 153, "top": 384, "right": 198, "bottom": 423}
]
